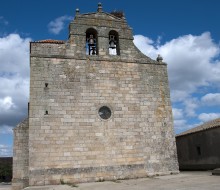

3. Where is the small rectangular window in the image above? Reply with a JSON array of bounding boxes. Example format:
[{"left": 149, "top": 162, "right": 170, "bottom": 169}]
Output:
[{"left": 196, "top": 146, "right": 201, "bottom": 156}]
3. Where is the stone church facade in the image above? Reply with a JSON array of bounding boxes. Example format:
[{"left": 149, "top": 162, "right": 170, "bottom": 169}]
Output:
[{"left": 13, "top": 3, "right": 178, "bottom": 190}]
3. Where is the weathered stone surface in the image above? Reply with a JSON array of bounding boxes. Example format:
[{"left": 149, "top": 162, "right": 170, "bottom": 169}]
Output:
[
  {"left": 13, "top": 3, "right": 178, "bottom": 190},
  {"left": 12, "top": 118, "right": 29, "bottom": 190}
]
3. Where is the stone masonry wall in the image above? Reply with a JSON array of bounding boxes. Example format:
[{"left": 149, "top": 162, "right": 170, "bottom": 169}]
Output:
[
  {"left": 12, "top": 5, "right": 179, "bottom": 187},
  {"left": 12, "top": 118, "right": 29, "bottom": 190},
  {"left": 29, "top": 55, "right": 178, "bottom": 185}
]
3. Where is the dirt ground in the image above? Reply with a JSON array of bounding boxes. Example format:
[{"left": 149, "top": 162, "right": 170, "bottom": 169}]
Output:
[{"left": 1, "top": 171, "right": 219, "bottom": 190}]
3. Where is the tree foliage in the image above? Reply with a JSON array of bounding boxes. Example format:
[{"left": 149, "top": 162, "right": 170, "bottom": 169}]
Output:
[{"left": 0, "top": 164, "right": 12, "bottom": 182}]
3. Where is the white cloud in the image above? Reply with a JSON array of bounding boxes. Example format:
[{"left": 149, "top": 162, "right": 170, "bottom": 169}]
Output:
[
  {"left": 0, "top": 125, "right": 13, "bottom": 134},
  {"left": 174, "top": 119, "right": 201, "bottom": 134},
  {"left": 172, "top": 108, "right": 191, "bottom": 133},
  {"left": 174, "top": 119, "right": 193, "bottom": 134},
  {"left": 133, "top": 35, "right": 158, "bottom": 58},
  {"left": 0, "top": 34, "right": 30, "bottom": 77},
  {"left": 201, "top": 93, "right": 220, "bottom": 106},
  {"left": 198, "top": 113, "right": 220, "bottom": 122},
  {"left": 160, "top": 33, "right": 220, "bottom": 94},
  {"left": 134, "top": 32, "right": 220, "bottom": 133},
  {"left": 174, "top": 119, "right": 187, "bottom": 130},
  {"left": 48, "top": 15, "right": 73, "bottom": 35},
  {"left": 183, "top": 97, "right": 199, "bottom": 117},
  {"left": 0, "top": 34, "right": 30, "bottom": 131},
  {"left": 0, "top": 96, "right": 15, "bottom": 111},
  {"left": 134, "top": 32, "right": 220, "bottom": 101},
  {"left": 172, "top": 108, "right": 184, "bottom": 120},
  {"left": 0, "top": 144, "right": 12, "bottom": 157},
  {"left": 170, "top": 90, "right": 189, "bottom": 103}
]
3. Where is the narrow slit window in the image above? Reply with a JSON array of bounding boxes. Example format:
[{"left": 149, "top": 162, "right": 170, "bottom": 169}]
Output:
[{"left": 196, "top": 146, "right": 201, "bottom": 156}]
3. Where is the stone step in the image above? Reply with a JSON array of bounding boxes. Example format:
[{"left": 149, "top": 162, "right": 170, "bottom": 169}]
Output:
[
  {"left": 24, "top": 185, "right": 74, "bottom": 190},
  {"left": 212, "top": 168, "right": 220, "bottom": 176}
]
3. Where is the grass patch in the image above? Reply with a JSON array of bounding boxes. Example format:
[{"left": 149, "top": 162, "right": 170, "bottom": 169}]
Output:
[
  {"left": 112, "top": 179, "right": 121, "bottom": 183},
  {"left": 60, "top": 179, "right": 78, "bottom": 188},
  {"left": 98, "top": 178, "right": 105, "bottom": 182}
]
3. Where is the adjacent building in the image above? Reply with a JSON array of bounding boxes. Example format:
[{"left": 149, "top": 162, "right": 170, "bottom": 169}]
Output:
[
  {"left": 176, "top": 118, "right": 220, "bottom": 170},
  {"left": 0, "top": 157, "right": 12, "bottom": 182},
  {"left": 13, "top": 3, "right": 178, "bottom": 190}
]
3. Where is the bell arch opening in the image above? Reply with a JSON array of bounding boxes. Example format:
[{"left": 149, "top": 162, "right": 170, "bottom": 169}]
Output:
[
  {"left": 109, "top": 30, "right": 120, "bottom": 55},
  {"left": 86, "top": 28, "right": 98, "bottom": 55}
]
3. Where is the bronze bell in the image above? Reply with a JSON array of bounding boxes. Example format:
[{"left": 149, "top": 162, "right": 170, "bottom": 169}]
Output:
[
  {"left": 109, "top": 35, "right": 116, "bottom": 49},
  {"left": 109, "top": 40, "right": 116, "bottom": 49},
  {"left": 88, "top": 34, "right": 95, "bottom": 45}
]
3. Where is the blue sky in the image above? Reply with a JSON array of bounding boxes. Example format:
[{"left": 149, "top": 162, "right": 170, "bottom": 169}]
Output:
[{"left": 0, "top": 0, "right": 220, "bottom": 156}]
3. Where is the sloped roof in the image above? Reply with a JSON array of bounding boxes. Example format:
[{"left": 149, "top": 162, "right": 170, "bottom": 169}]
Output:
[
  {"left": 32, "top": 39, "right": 65, "bottom": 44},
  {"left": 75, "top": 3, "right": 125, "bottom": 21},
  {"left": 14, "top": 118, "right": 29, "bottom": 130},
  {"left": 176, "top": 118, "right": 220, "bottom": 137},
  {"left": 76, "top": 12, "right": 125, "bottom": 22}
]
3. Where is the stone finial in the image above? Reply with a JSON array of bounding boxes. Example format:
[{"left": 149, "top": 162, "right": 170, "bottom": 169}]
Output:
[
  {"left": 97, "top": 2, "right": 103, "bottom": 12},
  {"left": 75, "top": 8, "right": 80, "bottom": 15},
  {"left": 157, "top": 54, "right": 163, "bottom": 63}
]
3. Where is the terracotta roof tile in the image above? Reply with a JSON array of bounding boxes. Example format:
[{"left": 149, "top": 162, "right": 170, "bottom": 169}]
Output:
[
  {"left": 32, "top": 39, "right": 65, "bottom": 44},
  {"left": 176, "top": 118, "right": 220, "bottom": 137}
]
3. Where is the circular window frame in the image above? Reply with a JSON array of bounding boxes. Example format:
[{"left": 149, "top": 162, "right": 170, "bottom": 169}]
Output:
[{"left": 98, "top": 106, "right": 112, "bottom": 120}]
